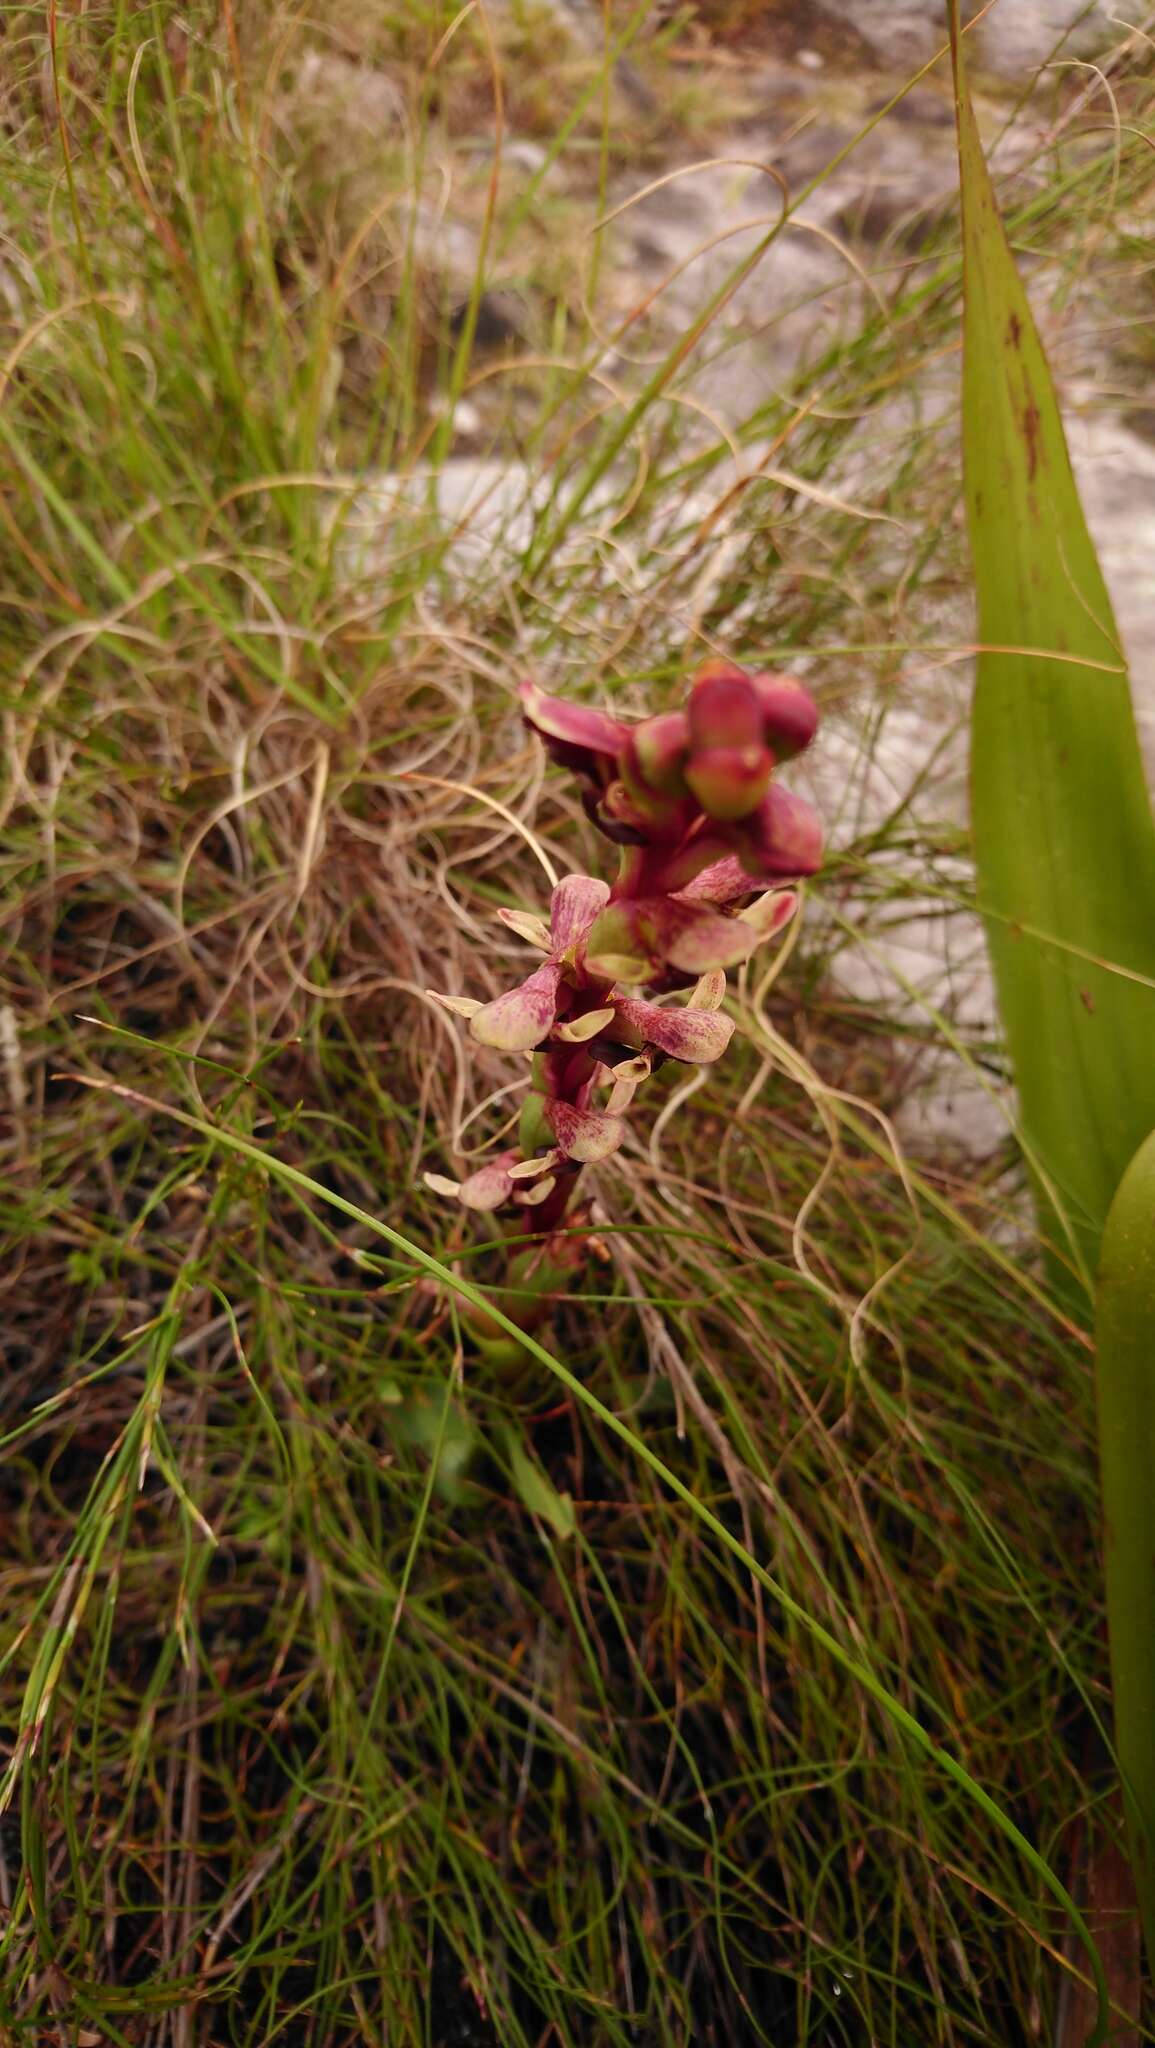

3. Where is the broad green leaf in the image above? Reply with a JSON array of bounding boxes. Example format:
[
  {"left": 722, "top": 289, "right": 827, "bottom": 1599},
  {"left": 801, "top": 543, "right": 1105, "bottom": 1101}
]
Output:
[
  {"left": 393, "top": 1383, "right": 478, "bottom": 1504},
  {"left": 505, "top": 1428, "right": 576, "bottom": 1541},
  {"left": 1096, "top": 1126, "right": 1155, "bottom": 1968},
  {"left": 950, "top": 6, "right": 1155, "bottom": 1288}
]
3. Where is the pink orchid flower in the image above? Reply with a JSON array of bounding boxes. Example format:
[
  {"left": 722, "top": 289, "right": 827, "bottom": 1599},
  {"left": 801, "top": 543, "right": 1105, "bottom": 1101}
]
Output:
[{"left": 448, "top": 872, "right": 790, "bottom": 1065}]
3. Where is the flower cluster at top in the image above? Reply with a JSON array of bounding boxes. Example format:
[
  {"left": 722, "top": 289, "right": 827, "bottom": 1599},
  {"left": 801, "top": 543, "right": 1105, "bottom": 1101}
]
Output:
[{"left": 427, "top": 661, "right": 822, "bottom": 1232}]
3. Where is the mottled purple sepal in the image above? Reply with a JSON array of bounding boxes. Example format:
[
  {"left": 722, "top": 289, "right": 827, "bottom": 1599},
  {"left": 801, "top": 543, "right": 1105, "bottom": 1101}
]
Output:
[
  {"left": 543, "top": 1099, "right": 627, "bottom": 1162},
  {"left": 611, "top": 996, "right": 735, "bottom": 1063},
  {"left": 458, "top": 1159, "right": 518, "bottom": 1210},
  {"left": 470, "top": 959, "right": 563, "bottom": 1051},
  {"left": 549, "top": 873, "right": 611, "bottom": 955}
]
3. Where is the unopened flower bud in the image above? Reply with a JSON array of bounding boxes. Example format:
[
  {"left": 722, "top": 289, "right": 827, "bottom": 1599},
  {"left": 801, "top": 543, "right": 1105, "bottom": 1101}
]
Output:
[
  {"left": 628, "top": 710, "right": 691, "bottom": 797},
  {"left": 750, "top": 670, "right": 820, "bottom": 760},
  {"left": 612, "top": 750, "right": 694, "bottom": 843},
  {"left": 685, "top": 665, "right": 774, "bottom": 820},
  {"left": 688, "top": 664, "right": 764, "bottom": 750},
  {"left": 684, "top": 744, "right": 773, "bottom": 821}
]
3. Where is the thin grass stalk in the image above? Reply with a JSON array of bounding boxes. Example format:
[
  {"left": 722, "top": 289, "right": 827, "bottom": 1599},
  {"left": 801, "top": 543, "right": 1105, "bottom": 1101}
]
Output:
[{"left": 41, "top": 1067, "right": 1111, "bottom": 2041}]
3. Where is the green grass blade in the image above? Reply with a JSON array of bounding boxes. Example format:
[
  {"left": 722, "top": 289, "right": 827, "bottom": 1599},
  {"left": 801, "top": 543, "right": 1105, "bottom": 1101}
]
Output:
[
  {"left": 59, "top": 1072, "right": 1111, "bottom": 2038},
  {"left": 1096, "top": 1126, "right": 1155, "bottom": 1971},
  {"left": 949, "top": 5, "right": 1155, "bottom": 1287}
]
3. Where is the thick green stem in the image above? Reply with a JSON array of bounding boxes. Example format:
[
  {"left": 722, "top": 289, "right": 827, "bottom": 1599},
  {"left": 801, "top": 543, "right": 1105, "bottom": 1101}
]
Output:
[{"left": 1095, "top": 1125, "right": 1155, "bottom": 1966}]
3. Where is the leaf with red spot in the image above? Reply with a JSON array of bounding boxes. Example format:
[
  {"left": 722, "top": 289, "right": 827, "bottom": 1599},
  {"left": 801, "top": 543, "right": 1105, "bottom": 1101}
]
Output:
[{"left": 950, "top": 0, "right": 1155, "bottom": 1283}]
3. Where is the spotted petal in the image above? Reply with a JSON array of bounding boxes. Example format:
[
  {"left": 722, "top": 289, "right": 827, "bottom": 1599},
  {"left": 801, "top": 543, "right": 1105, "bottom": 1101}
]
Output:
[
  {"left": 688, "top": 969, "right": 727, "bottom": 1010},
  {"left": 674, "top": 854, "right": 760, "bottom": 906},
  {"left": 469, "top": 960, "right": 563, "bottom": 1052},
  {"left": 543, "top": 1099, "right": 627, "bottom": 1163},
  {"left": 549, "top": 873, "right": 610, "bottom": 954},
  {"left": 458, "top": 1162, "right": 517, "bottom": 1211},
  {"left": 611, "top": 996, "right": 735, "bottom": 1064}
]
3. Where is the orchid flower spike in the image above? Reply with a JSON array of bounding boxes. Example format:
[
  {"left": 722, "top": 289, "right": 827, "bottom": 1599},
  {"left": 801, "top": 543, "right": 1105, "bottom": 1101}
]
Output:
[{"left": 426, "top": 658, "right": 822, "bottom": 1227}]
